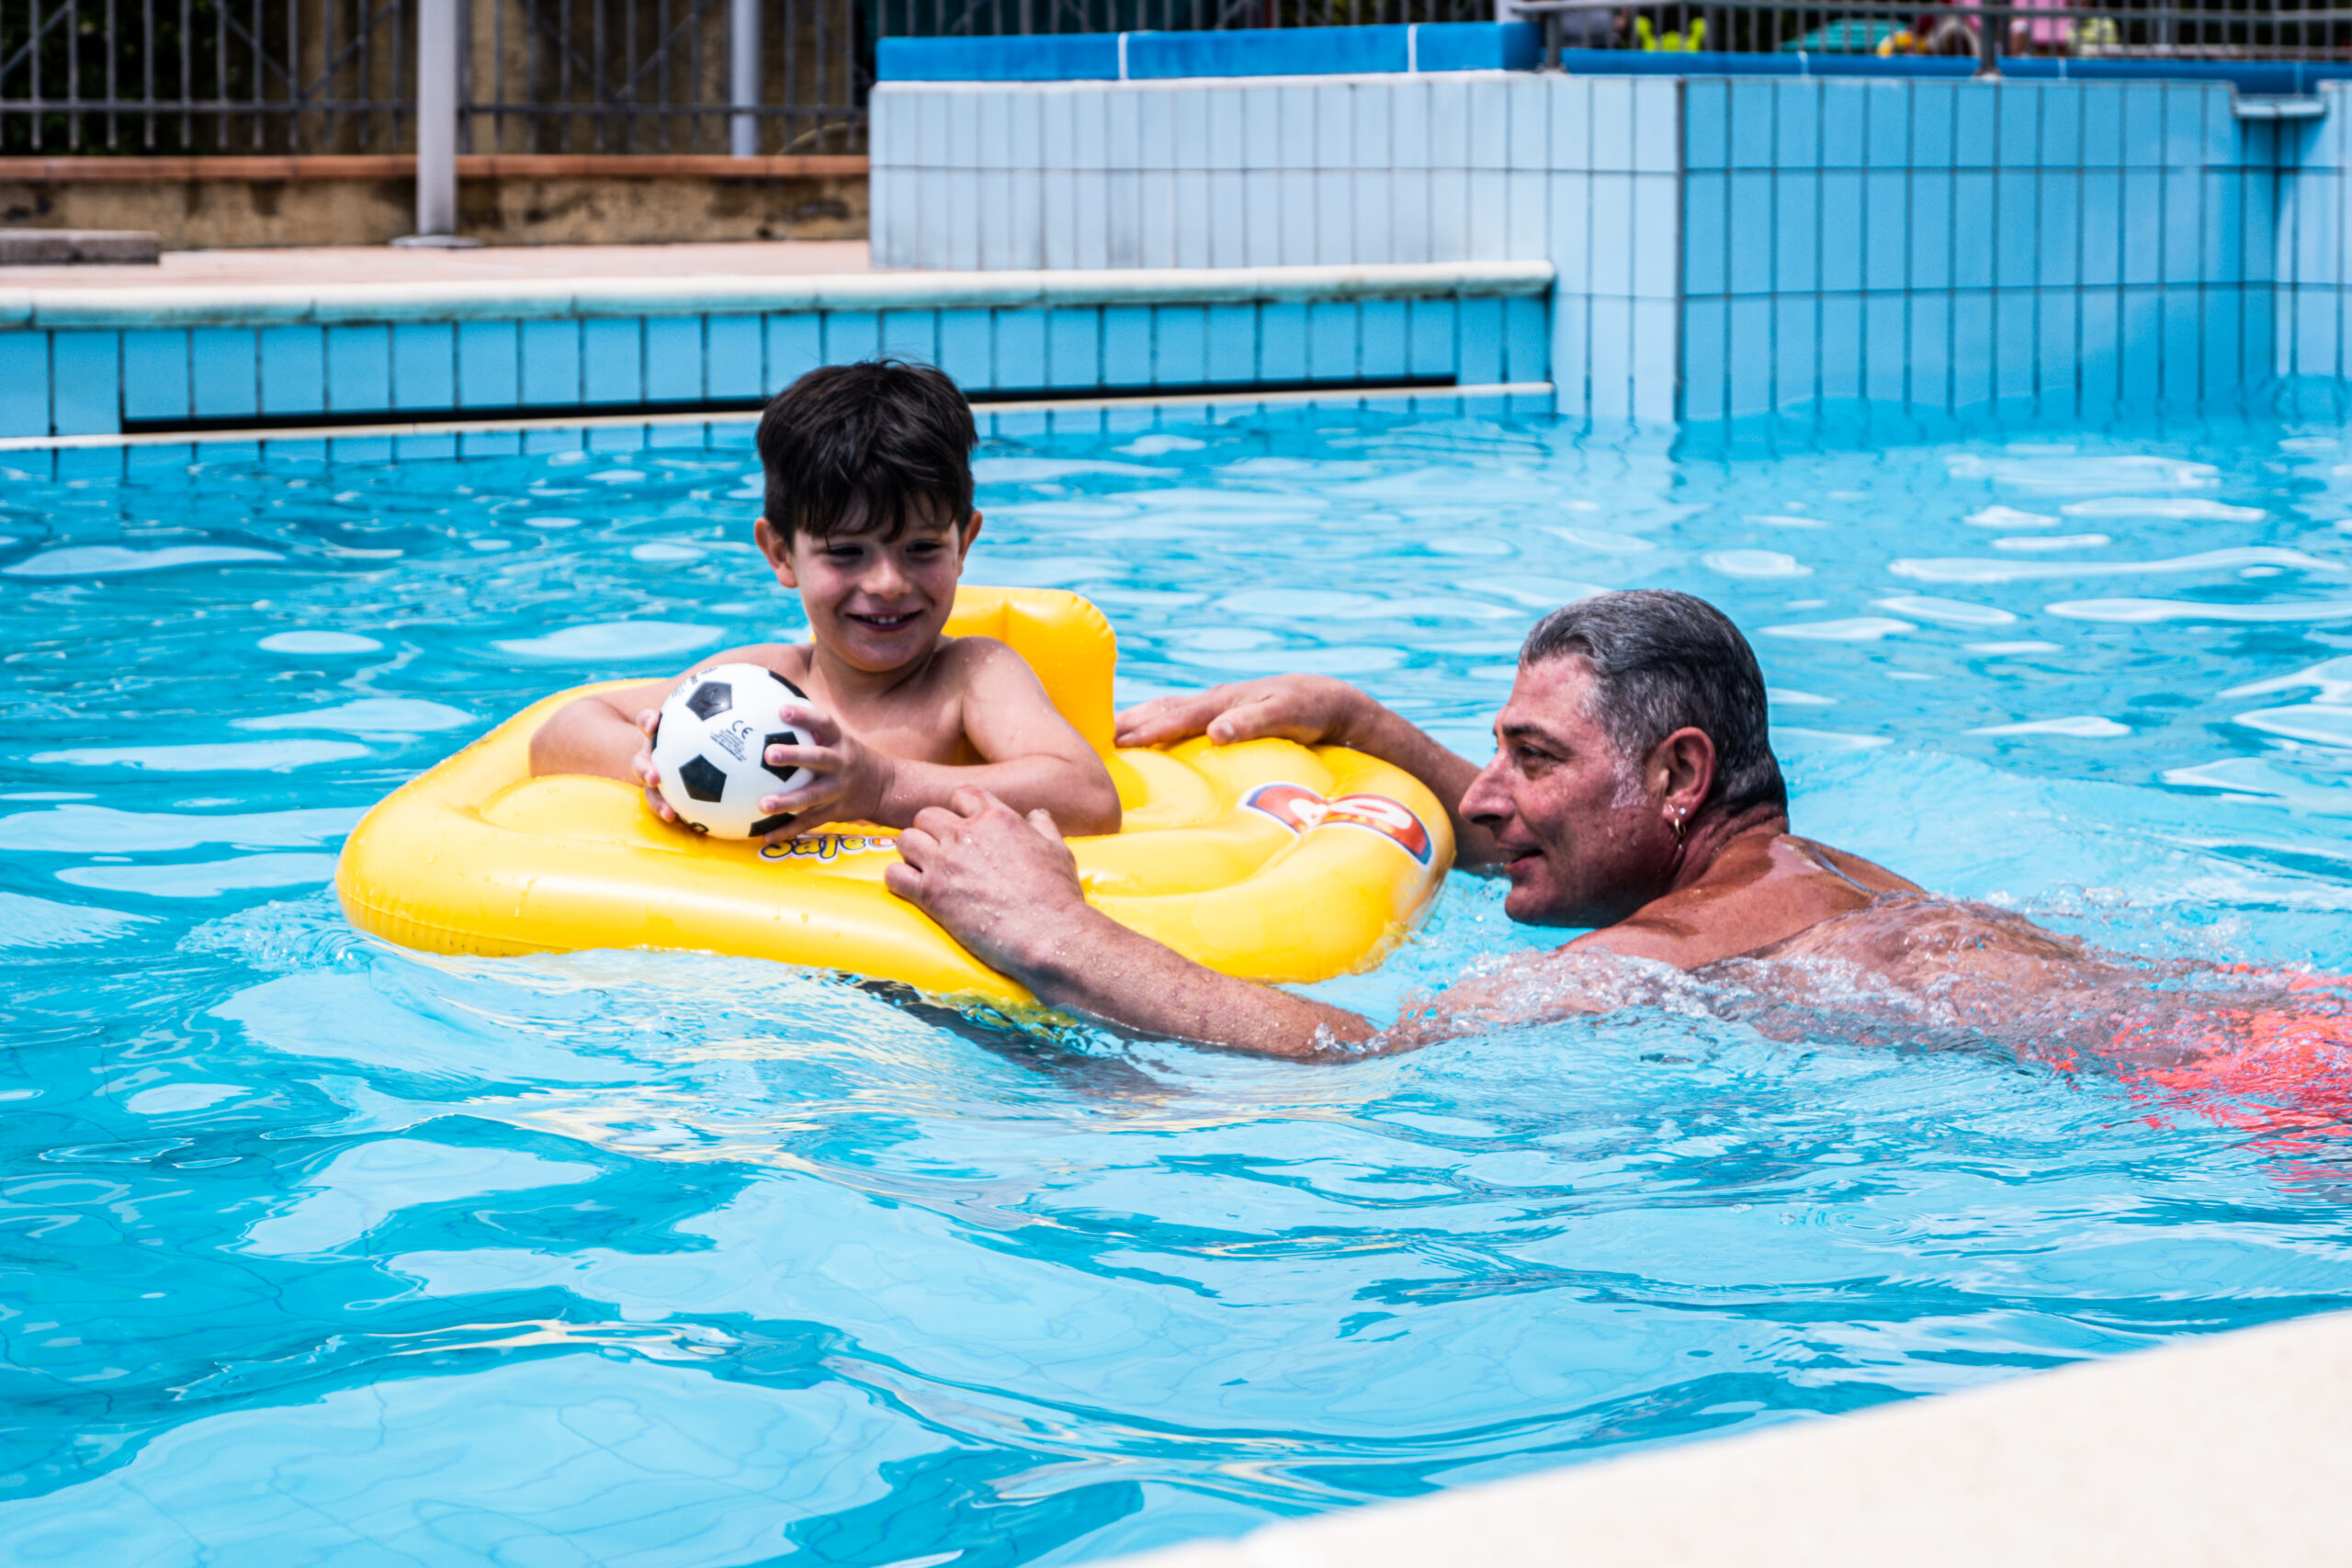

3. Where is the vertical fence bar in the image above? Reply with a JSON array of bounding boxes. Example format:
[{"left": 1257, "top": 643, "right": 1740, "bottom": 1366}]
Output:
[
  {"left": 414, "top": 0, "right": 459, "bottom": 232},
  {"left": 729, "top": 0, "right": 760, "bottom": 154}
]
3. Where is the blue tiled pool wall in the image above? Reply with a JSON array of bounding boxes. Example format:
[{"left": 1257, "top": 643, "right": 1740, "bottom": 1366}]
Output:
[
  {"left": 0, "top": 288, "right": 1544, "bottom": 443},
  {"left": 874, "top": 73, "right": 2352, "bottom": 420},
  {"left": 870, "top": 74, "right": 1681, "bottom": 420}
]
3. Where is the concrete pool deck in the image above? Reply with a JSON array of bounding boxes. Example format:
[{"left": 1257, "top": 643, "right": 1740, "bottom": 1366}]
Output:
[
  {"left": 0, "top": 239, "right": 874, "bottom": 292},
  {"left": 1111, "top": 1305, "right": 2352, "bottom": 1568}
]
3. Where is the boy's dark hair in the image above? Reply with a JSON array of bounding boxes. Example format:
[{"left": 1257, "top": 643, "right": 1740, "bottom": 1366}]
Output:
[
  {"left": 756, "top": 360, "right": 977, "bottom": 545},
  {"left": 1520, "top": 589, "right": 1789, "bottom": 819}
]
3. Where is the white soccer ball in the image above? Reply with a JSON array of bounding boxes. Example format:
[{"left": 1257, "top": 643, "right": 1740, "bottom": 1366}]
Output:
[{"left": 650, "top": 662, "right": 817, "bottom": 839}]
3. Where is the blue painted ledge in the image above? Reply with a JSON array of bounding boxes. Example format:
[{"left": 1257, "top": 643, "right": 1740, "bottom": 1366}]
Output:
[
  {"left": 879, "top": 28, "right": 2352, "bottom": 93},
  {"left": 877, "top": 23, "right": 1540, "bottom": 83}
]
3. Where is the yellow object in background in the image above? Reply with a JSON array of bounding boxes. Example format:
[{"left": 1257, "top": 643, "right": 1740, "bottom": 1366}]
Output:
[{"left": 336, "top": 587, "right": 1456, "bottom": 1009}]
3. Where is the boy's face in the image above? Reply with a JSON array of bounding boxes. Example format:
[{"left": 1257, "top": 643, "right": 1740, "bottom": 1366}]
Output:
[{"left": 758, "top": 501, "right": 984, "bottom": 675}]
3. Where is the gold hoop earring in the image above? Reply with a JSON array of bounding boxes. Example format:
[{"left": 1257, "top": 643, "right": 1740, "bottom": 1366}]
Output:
[{"left": 1672, "top": 809, "right": 1687, "bottom": 842}]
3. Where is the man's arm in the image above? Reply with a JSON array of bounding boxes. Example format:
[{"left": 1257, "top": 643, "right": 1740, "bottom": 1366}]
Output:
[{"left": 1115, "top": 675, "right": 1504, "bottom": 872}]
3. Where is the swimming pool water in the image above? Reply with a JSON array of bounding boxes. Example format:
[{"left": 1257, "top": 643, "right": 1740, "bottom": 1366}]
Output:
[{"left": 3, "top": 411, "right": 2350, "bottom": 1565}]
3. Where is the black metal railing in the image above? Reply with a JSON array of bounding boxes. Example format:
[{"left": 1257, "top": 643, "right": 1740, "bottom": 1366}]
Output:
[{"left": 868, "top": 0, "right": 1490, "bottom": 35}]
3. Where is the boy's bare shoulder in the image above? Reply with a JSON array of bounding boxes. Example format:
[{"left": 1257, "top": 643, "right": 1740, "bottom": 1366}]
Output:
[{"left": 933, "top": 634, "right": 1045, "bottom": 682}]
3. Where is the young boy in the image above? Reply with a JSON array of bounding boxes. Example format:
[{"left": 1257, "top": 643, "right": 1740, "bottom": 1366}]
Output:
[{"left": 528, "top": 360, "right": 1121, "bottom": 841}]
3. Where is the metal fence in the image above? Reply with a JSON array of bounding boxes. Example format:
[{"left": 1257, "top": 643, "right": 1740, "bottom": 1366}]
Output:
[{"left": 7, "top": 0, "right": 2352, "bottom": 161}]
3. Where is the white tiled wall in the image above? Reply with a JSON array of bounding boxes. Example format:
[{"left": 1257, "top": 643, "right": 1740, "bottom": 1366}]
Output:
[{"left": 871, "top": 73, "right": 1685, "bottom": 421}]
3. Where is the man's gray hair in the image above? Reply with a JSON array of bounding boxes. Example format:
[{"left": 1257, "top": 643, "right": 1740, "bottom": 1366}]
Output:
[{"left": 1520, "top": 590, "right": 1788, "bottom": 818}]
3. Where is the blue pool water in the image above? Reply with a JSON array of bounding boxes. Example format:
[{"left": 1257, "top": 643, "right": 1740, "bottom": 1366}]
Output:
[{"left": 3, "top": 411, "right": 2350, "bottom": 1565}]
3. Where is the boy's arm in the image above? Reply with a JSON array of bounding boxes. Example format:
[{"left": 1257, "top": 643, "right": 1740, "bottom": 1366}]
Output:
[
  {"left": 526, "top": 679, "right": 676, "bottom": 783},
  {"left": 761, "top": 641, "right": 1123, "bottom": 838}
]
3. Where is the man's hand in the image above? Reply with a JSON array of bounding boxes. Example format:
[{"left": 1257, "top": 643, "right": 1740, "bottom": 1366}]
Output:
[
  {"left": 1114, "top": 674, "right": 1370, "bottom": 750},
  {"left": 885, "top": 788, "right": 1088, "bottom": 978},
  {"left": 756, "top": 702, "right": 896, "bottom": 841}
]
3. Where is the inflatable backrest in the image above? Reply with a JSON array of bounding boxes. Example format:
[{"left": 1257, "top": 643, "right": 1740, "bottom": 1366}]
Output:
[{"left": 943, "top": 586, "right": 1118, "bottom": 757}]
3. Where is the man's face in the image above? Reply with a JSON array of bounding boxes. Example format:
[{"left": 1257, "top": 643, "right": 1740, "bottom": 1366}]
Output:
[
  {"left": 761, "top": 502, "right": 982, "bottom": 675},
  {"left": 1458, "top": 658, "right": 1673, "bottom": 928}
]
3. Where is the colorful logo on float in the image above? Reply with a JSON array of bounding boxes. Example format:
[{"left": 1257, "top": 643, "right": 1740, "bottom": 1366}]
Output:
[
  {"left": 759, "top": 833, "right": 897, "bottom": 863},
  {"left": 1240, "top": 782, "right": 1434, "bottom": 866}
]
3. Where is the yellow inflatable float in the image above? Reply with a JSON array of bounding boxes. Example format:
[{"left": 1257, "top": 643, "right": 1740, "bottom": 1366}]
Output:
[{"left": 336, "top": 587, "right": 1455, "bottom": 1007}]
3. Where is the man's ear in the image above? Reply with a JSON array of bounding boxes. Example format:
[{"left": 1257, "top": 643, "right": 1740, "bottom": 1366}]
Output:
[
  {"left": 755, "top": 517, "right": 801, "bottom": 589},
  {"left": 957, "top": 510, "right": 984, "bottom": 559},
  {"left": 1655, "top": 727, "right": 1717, "bottom": 817}
]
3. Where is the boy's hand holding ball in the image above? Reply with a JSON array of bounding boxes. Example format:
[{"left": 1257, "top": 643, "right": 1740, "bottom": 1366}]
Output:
[{"left": 752, "top": 702, "right": 895, "bottom": 843}]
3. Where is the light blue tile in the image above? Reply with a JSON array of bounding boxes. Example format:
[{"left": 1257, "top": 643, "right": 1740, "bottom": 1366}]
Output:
[
  {"left": 935, "top": 309, "right": 992, "bottom": 390},
  {"left": 1864, "top": 293, "right": 1905, "bottom": 402},
  {"left": 1865, "top": 81, "right": 1907, "bottom": 167},
  {"left": 1683, "top": 171, "right": 1726, "bottom": 296},
  {"left": 191, "top": 327, "right": 260, "bottom": 420},
  {"left": 1103, "top": 405, "right": 1156, "bottom": 434},
  {"left": 977, "top": 169, "right": 1015, "bottom": 270},
  {"left": 1953, "top": 83, "right": 1996, "bottom": 170},
  {"left": 1241, "top": 169, "right": 1283, "bottom": 267},
  {"left": 2163, "top": 84, "right": 2203, "bottom": 170},
  {"left": 120, "top": 329, "right": 188, "bottom": 423},
  {"left": 1208, "top": 303, "right": 1257, "bottom": 382},
  {"left": 1103, "top": 169, "right": 1141, "bottom": 270},
  {"left": 586, "top": 424, "right": 646, "bottom": 454},
  {"left": 2037, "top": 288, "right": 2077, "bottom": 412},
  {"left": 1865, "top": 170, "right": 1905, "bottom": 292},
  {"left": 1776, "top": 79, "right": 1821, "bottom": 168},
  {"left": 823, "top": 310, "right": 881, "bottom": 366},
  {"left": 2118, "top": 286, "right": 2161, "bottom": 401},
  {"left": 646, "top": 423, "right": 707, "bottom": 450},
  {"left": 1632, "top": 77, "right": 1678, "bottom": 175},
  {"left": 456, "top": 321, "right": 518, "bottom": 408},
  {"left": 1774, "top": 295, "right": 1817, "bottom": 409},
  {"left": 1553, "top": 292, "right": 1589, "bottom": 418},
  {"left": 1176, "top": 170, "right": 1213, "bottom": 268},
  {"left": 1591, "top": 77, "right": 1634, "bottom": 174},
  {"left": 54, "top": 446, "right": 115, "bottom": 479},
  {"left": 51, "top": 331, "right": 118, "bottom": 435},
  {"left": 1260, "top": 301, "right": 1309, "bottom": 382},
  {"left": 1819, "top": 294, "right": 1861, "bottom": 402},
  {"left": 1910, "top": 169, "right": 1952, "bottom": 290},
  {"left": 878, "top": 309, "right": 938, "bottom": 365},
  {"left": 2080, "top": 85, "right": 2124, "bottom": 167},
  {"left": 640, "top": 318, "right": 703, "bottom": 403},
  {"left": 2077, "top": 288, "right": 2120, "bottom": 411},
  {"left": 393, "top": 433, "right": 458, "bottom": 462},
  {"left": 1631, "top": 299, "right": 1677, "bottom": 422},
  {"left": 2203, "top": 285, "right": 2244, "bottom": 400},
  {"left": 519, "top": 321, "right": 582, "bottom": 406},
  {"left": 2163, "top": 167, "right": 2203, "bottom": 287},
  {"left": 1951, "top": 290, "right": 1994, "bottom": 408},
  {"left": 521, "top": 428, "right": 582, "bottom": 457},
  {"left": 1820, "top": 82, "right": 1865, "bottom": 169},
  {"left": 1991, "top": 289, "right": 2035, "bottom": 404},
  {"left": 2161, "top": 289, "right": 2200, "bottom": 401},
  {"left": 1729, "top": 78, "right": 1774, "bottom": 171},
  {"left": 459, "top": 429, "right": 522, "bottom": 460},
  {"left": 1820, "top": 172, "right": 1862, "bottom": 293},
  {"left": 126, "top": 442, "right": 191, "bottom": 469},
  {"left": 1156, "top": 305, "right": 1209, "bottom": 384},
  {"left": 1589, "top": 295, "right": 1632, "bottom": 420},
  {"left": 1361, "top": 299, "right": 1409, "bottom": 380},
  {"left": 1408, "top": 299, "right": 1455, "bottom": 378},
  {"left": 992, "top": 307, "right": 1047, "bottom": 389},
  {"left": 1995, "top": 170, "right": 2037, "bottom": 289},
  {"left": 1352, "top": 170, "right": 1395, "bottom": 266},
  {"left": 1108, "top": 85, "right": 1143, "bottom": 169},
  {"left": 1952, "top": 171, "right": 1995, "bottom": 288},
  {"left": 1995, "top": 85, "right": 2038, "bottom": 169},
  {"left": 1047, "top": 308, "right": 1100, "bottom": 388},
  {"left": 1390, "top": 167, "right": 1430, "bottom": 266},
  {"left": 1046, "top": 405, "right": 1104, "bottom": 439},
  {"left": 2037, "top": 171, "right": 2079, "bottom": 288},
  {"left": 1280, "top": 84, "right": 1319, "bottom": 173},
  {"left": 1680, "top": 298, "right": 1724, "bottom": 422},
  {"left": 1726, "top": 295, "right": 1771, "bottom": 418},
  {"left": 1590, "top": 173, "right": 1633, "bottom": 296},
  {"left": 392, "top": 322, "right": 457, "bottom": 410},
  {"left": 707, "top": 316, "right": 763, "bottom": 400},
  {"left": 1913, "top": 81, "right": 1956, "bottom": 167},
  {"left": 1102, "top": 305, "right": 1154, "bottom": 386},
  {"left": 1760, "top": 171, "right": 1807, "bottom": 293},
  {"left": 1507, "top": 73, "right": 1549, "bottom": 170},
  {"left": 1506, "top": 169, "right": 1549, "bottom": 263},
  {"left": 258, "top": 326, "right": 326, "bottom": 416},
  {"left": 2120, "top": 170, "right": 2162, "bottom": 287},
  {"left": 1307, "top": 302, "right": 1356, "bottom": 380},
  {"left": 1467, "top": 169, "right": 1509, "bottom": 259},
  {"left": 1503, "top": 295, "right": 1549, "bottom": 385},
  {"left": 1393, "top": 77, "right": 1432, "bottom": 171},
  {"left": 2121, "top": 85, "right": 2164, "bottom": 169},
  {"left": 2242, "top": 286, "right": 2278, "bottom": 385},
  {"left": 766, "top": 314, "right": 823, "bottom": 391},
  {"left": 582, "top": 319, "right": 643, "bottom": 404},
  {"left": 2078, "top": 170, "right": 2121, "bottom": 288},
  {"left": 1906, "top": 293, "right": 1951, "bottom": 410},
  {"left": 1429, "top": 159, "right": 1469, "bottom": 264},
  {"left": 1428, "top": 76, "right": 1468, "bottom": 169},
  {"left": 2040, "top": 85, "right": 2081, "bottom": 167},
  {"left": 1631, "top": 174, "right": 1678, "bottom": 300},
  {"left": 1687, "top": 79, "right": 1729, "bottom": 172}
]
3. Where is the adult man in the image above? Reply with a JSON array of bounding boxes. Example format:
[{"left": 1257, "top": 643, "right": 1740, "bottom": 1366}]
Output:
[{"left": 881, "top": 590, "right": 2106, "bottom": 1058}]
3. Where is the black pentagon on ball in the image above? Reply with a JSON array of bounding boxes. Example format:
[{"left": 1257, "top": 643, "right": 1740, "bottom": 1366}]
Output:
[
  {"left": 684, "top": 681, "right": 733, "bottom": 721},
  {"left": 763, "top": 732, "right": 805, "bottom": 782},
  {"left": 676, "top": 753, "right": 730, "bottom": 804}
]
